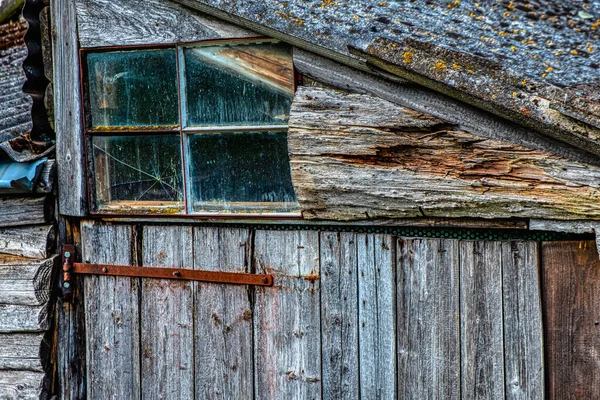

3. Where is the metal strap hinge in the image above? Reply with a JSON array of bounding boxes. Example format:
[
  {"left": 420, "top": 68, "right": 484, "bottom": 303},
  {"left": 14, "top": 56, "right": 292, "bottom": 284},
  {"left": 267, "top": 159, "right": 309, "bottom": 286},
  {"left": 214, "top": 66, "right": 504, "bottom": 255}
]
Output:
[{"left": 61, "top": 245, "right": 273, "bottom": 290}]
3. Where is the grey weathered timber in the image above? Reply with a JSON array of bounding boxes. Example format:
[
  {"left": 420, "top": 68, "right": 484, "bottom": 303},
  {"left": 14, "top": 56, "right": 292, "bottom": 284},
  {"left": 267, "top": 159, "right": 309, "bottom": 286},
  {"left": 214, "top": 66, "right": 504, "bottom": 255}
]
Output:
[
  {"left": 194, "top": 227, "right": 254, "bottom": 400},
  {"left": 501, "top": 241, "right": 544, "bottom": 399},
  {"left": 0, "top": 332, "right": 45, "bottom": 371},
  {"left": 81, "top": 222, "right": 139, "bottom": 399},
  {"left": 253, "top": 230, "right": 321, "bottom": 399},
  {"left": 141, "top": 226, "right": 194, "bottom": 400},
  {"left": 0, "top": 303, "right": 49, "bottom": 332},
  {"left": 397, "top": 238, "right": 460, "bottom": 399},
  {"left": 542, "top": 241, "right": 600, "bottom": 399},
  {"left": 289, "top": 86, "right": 600, "bottom": 221},
  {"left": 0, "top": 196, "right": 49, "bottom": 227},
  {"left": 460, "top": 241, "right": 505, "bottom": 399},
  {"left": 75, "top": 0, "right": 256, "bottom": 48},
  {"left": 529, "top": 219, "right": 596, "bottom": 234},
  {"left": 320, "top": 232, "right": 359, "bottom": 400},
  {"left": 51, "top": 0, "right": 87, "bottom": 216},
  {"left": 293, "top": 49, "right": 600, "bottom": 166},
  {"left": 0, "top": 255, "right": 55, "bottom": 305},
  {"left": 0, "top": 370, "right": 43, "bottom": 399},
  {"left": 357, "top": 234, "right": 395, "bottom": 399},
  {"left": 0, "top": 19, "right": 32, "bottom": 140},
  {"left": 0, "top": 225, "right": 54, "bottom": 259}
]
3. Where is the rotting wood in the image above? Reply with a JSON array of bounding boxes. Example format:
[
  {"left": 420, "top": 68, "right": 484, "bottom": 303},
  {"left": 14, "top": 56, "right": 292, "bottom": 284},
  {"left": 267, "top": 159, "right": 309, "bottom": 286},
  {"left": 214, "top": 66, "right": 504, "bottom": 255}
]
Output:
[
  {"left": 52, "top": 0, "right": 87, "bottom": 216},
  {"left": 141, "top": 225, "right": 194, "bottom": 400},
  {"left": 289, "top": 86, "right": 600, "bottom": 221},
  {"left": 320, "top": 232, "right": 359, "bottom": 400},
  {"left": 542, "top": 241, "right": 600, "bottom": 399},
  {"left": 0, "top": 225, "right": 54, "bottom": 259},
  {"left": 460, "top": 241, "right": 505, "bottom": 399},
  {"left": 0, "top": 255, "right": 55, "bottom": 305},
  {"left": 357, "top": 234, "right": 396, "bottom": 399},
  {"left": 397, "top": 238, "right": 460, "bottom": 399},
  {"left": 0, "top": 370, "right": 43, "bottom": 399},
  {"left": 81, "top": 221, "right": 139, "bottom": 400},
  {"left": 253, "top": 230, "right": 321, "bottom": 399},
  {"left": 194, "top": 227, "right": 254, "bottom": 400},
  {"left": 75, "top": 0, "right": 256, "bottom": 48},
  {"left": 293, "top": 49, "right": 600, "bottom": 166},
  {"left": 0, "top": 332, "right": 45, "bottom": 371},
  {"left": 0, "top": 303, "right": 50, "bottom": 332},
  {"left": 0, "top": 196, "right": 49, "bottom": 227},
  {"left": 501, "top": 241, "right": 544, "bottom": 399}
]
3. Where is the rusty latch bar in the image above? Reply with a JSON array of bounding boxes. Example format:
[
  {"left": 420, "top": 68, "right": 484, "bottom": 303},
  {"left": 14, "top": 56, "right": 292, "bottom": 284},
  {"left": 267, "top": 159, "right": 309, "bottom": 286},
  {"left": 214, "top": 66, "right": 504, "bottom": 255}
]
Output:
[
  {"left": 72, "top": 263, "right": 274, "bottom": 286},
  {"left": 62, "top": 244, "right": 75, "bottom": 301}
]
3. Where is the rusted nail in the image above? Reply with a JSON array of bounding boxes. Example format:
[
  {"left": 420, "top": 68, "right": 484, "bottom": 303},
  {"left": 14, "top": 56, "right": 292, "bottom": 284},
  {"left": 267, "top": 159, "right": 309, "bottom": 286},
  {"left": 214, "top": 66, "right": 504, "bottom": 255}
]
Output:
[
  {"left": 102, "top": 267, "right": 108, "bottom": 273},
  {"left": 173, "top": 271, "right": 182, "bottom": 277},
  {"left": 262, "top": 276, "right": 269, "bottom": 284},
  {"left": 64, "top": 251, "right": 71, "bottom": 258}
]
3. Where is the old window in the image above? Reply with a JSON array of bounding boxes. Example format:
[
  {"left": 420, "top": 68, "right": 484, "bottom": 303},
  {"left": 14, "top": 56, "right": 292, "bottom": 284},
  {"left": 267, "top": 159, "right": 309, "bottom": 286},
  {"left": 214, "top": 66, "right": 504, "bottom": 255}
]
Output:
[{"left": 83, "top": 39, "right": 299, "bottom": 216}]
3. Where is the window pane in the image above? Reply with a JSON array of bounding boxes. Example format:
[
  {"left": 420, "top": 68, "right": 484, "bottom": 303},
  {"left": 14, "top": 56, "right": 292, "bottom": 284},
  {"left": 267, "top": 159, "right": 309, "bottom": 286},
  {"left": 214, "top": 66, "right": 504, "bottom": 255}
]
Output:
[
  {"left": 92, "top": 135, "right": 183, "bottom": 212},
  {"left": 187, "top": 131, "right": 299, "bottom": 213},
  {"left": 183, "top": 42, "right": 294, "bottom": 127},
  {"left": 87, "top": 49, "right": 179, "bottom": 129}
]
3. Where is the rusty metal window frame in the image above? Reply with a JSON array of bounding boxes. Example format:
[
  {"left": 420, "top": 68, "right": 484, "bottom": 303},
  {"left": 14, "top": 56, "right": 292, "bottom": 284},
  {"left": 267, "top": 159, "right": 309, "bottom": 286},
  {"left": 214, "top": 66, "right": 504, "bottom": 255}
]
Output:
[{"left": 79, "top": 38, "right": 303, "bottom": 220}]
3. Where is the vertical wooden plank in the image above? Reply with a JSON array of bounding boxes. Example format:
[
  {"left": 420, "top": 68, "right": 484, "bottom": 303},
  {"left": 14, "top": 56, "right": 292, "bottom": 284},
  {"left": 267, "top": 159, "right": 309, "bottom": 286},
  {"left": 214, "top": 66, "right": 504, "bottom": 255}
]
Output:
[
  {"left": 397, "top": 238, "right": 460, "bottom": 399},
  {"left": 542, "top": 240, "right": 600, "bottom": 399},
  {"left": 51, "top": 0, "right": 87, "bottom": 216},
  {"left": 460, "top": 241, "right": 504, "bottom": 400},
  {"left": 320, "top": 232, "right": 359, "bottom": 400},
  {"left": 194, "top": 227, "right": 253, "bottom": 400},
  {"left": 358, "top": 234, "right": 396, "bottom": 399},
  {"left": 253, "top": 230, "right": 321, "bottom": 400},
  {"left": 141, "top": 226, "right": 194, "bottom": 400},
  {"left": 81, "top": 221, "right": 139, "bottom": 399},
  {"left": 502, "top": 241, "right": 544, "bottom": 399}
]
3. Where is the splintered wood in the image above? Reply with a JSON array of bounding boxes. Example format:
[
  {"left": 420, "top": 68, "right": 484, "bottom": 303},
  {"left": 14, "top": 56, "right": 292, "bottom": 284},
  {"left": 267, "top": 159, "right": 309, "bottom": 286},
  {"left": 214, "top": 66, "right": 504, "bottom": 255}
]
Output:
[{"left": 289, "top": 86, "right": 600, "bottom": 221}]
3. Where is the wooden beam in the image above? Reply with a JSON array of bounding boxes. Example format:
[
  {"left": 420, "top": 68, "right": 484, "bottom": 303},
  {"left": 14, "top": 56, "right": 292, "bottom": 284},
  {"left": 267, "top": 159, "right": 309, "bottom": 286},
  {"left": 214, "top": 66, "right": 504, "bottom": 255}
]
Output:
[
  {"left": 0, "top": 225, "right": 55, "bottom": 259},
  {"left": 51, "top": 0, "right": 87, "bottom": 216},
  {"left": 0, "top": 332, "right": 45, "bottom": 371},
  {"left": 0, "top": 370, "right": 43, "bottom": 399},
  {"left": 289, "top": 86, "right": 600, "bottom": 221},
  {"left": 0, "top": 196, "right": 50, "bottom": 227},
  {"left": 0, "top": 303, "right": 50, "bottom": 332},
  {"left": 0, "top": 255, "right": 55, "bottom": 306},
  {"left": 75, "top": 0, "right": 256, "bottom": 48}
]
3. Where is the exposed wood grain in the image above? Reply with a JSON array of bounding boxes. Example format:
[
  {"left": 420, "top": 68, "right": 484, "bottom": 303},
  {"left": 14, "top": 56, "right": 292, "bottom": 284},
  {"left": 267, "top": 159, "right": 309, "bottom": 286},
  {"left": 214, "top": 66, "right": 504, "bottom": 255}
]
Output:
[
  {"left": 542, "top": 241, "right": 600, "bottom": 399},
  {"left": 319, "top": 232, "right": 359, "bottom": 399},
  {"left": 0, "top": 196, "right": 49, "bottom": 227},
  {"left": 0, "top": 370, "right": 43, "bottom": 399},
  {"left": 0, "top": 225, "right": 54, "bottom": 259},
  {"left": 253, "top": 230, "right": 321, "bottom": 399},
  {"left": 293, "top": 49, "right": 600, "bottom": 166},
  {"left": 0, "top": 332, "right": 45, "bottom": 371},
  {"left": 0, "top": 303, "right": 50, "bottom": 332},
  {"left": 56, "top": 218, "right": 86, "bottom": 400},
  {"left": 357, "top": 234, "right": 396, "bottom": 399},
  {"left": 289, "top": 86, "right": 600, "bottom": 221},
  {"left": 81, "top": 221, "right": 139, "bottom": 399},
  {"left": 502, "top": 241, "right": 544, "bottom": 399},
  {"left": 460, "top": 241, "right": 505, "bottom": 399},
  {"left": 0, "top": 19, "right": 32, "bottom": 140},
  {"left": 141, "top": 225, "right": 194, "bottom": 400},
  {"left": 397, "top": 238, "right": 460, "bottom": 399},
  {"left": 75, "top": 0, "right": 256, "bottom": 48},
  {"left": 529, "top": 219, "right": 596, "bottom": 234},
  {"left": 194, "top": 227, "right": 253, "bottom": 400},
  {"left": 51, "top": 0, "right": 87, "bottom": 216},
  {"left": 0, "top": 255, "right": 55, "bottom": 305}
]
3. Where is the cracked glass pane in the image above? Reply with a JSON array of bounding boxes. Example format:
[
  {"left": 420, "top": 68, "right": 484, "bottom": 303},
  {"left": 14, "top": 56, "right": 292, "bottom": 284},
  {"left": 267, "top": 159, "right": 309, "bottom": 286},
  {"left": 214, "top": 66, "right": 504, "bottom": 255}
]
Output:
[
  {"left": 188, "top": 131, "right": 299, "bottom": 213},
  {"left": 183, "top": 42, "right": 294, "bottom": 127},
  {"left": 87, "top": 49, "right": 179, "bottom": 129},
  {"left": 92, "top": 135, "right": 183, "bottom": 212}
]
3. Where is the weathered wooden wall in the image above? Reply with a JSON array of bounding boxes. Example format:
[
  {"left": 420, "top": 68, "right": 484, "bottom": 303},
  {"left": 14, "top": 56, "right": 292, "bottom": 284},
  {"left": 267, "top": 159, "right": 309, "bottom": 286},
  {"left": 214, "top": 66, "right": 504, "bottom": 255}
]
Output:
[
  {"left": 289, "top": 86, "right": 600, "bottom": 221},
  {"left": 78, "top": 221, "right": 548, "bottom": 399}
]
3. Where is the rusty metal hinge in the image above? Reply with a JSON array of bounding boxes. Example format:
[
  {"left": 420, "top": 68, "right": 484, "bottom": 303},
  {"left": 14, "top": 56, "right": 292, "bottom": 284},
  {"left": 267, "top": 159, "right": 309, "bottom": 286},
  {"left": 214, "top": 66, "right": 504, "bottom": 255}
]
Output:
[
  {"left": 62, "top": 244, "right": 75, "bottom": 300},
  {"left": 71, "top": 263, "right": 273, "bottom": 287}
]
